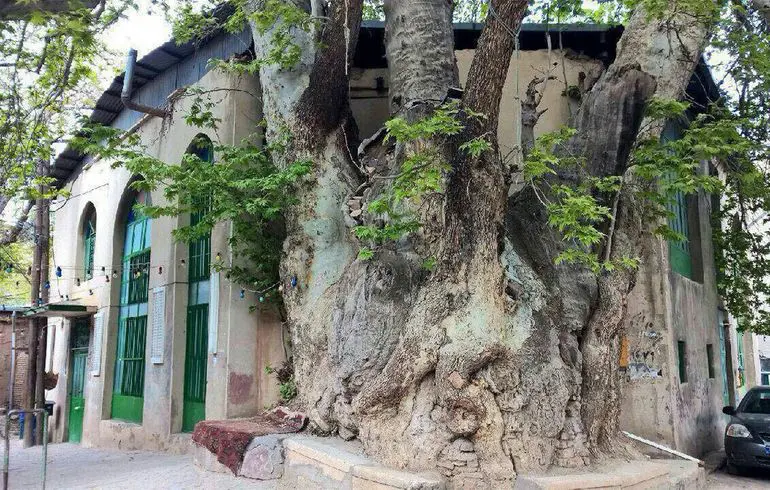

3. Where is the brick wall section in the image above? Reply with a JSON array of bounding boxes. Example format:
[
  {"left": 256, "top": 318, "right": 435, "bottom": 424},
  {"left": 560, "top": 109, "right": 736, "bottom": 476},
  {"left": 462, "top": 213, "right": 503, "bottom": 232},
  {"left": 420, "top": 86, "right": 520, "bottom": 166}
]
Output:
[{"left": 0, "top": 314, "right": 30, "bottom": 410}]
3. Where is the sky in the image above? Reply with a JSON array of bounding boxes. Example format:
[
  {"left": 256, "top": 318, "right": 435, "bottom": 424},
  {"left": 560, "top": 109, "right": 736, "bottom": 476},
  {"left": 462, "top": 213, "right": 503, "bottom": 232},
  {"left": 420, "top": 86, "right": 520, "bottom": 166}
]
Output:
[{"left": 98, "top": 0, "right": 176, "bottom": 82}]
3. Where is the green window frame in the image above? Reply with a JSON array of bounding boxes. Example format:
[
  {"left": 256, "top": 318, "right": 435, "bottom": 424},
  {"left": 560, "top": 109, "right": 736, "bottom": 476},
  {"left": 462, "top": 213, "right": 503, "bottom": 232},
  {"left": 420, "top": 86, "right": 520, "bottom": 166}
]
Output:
[
  {"left": 667, "top": 190, "right": 693, "bottom": 279},
  {"left": 112, "top": 192, "right": 151, "bottom": 424},
  {"left": 182, "top": 136, "right": 213, "bottom": 432},
  {"left": 661, "top": 122, "right": 694, "bottom": 279},
  {"left": 83, "top": 212, "right": 96, "bottom": 279}
]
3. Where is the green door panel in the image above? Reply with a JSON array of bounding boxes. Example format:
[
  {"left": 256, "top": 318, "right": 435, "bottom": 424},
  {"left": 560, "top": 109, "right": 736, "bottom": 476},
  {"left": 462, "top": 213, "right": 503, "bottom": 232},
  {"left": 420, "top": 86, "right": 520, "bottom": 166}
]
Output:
[
  {"left": 68, "top": 320, "right": 89, "bottom": 443},
  {"left": 182, "top": 188, "right": 211, "bottom": 433},
  {"left": 112, "top": 194, "right": 151, "bottom": 424},
  {"left": 111, "top": 316, "right": 147, "bottom": 423},
  {"left": 68, "top": 350, "right": 87, "bottom": 443}
]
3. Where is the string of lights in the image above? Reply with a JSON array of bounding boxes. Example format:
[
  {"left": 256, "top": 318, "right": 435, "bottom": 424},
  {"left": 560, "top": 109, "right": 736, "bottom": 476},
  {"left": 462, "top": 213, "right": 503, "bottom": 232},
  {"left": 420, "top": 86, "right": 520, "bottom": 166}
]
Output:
[{"left": 0, "top": 254, "right": 294, "bottom": 305}]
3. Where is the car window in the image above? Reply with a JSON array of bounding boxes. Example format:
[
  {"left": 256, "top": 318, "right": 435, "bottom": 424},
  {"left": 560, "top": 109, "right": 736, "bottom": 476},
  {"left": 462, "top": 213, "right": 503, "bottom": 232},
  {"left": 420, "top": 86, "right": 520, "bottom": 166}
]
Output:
[{"left": 741, "top": 390, "right": 770, "bottom": 414}]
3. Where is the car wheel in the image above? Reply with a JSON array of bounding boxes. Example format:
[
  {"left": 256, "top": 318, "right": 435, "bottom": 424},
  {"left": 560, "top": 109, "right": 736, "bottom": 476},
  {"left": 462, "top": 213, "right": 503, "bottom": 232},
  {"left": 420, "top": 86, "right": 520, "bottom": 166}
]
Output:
[{"left": 726, "top": 460, "right": 744, "bottom": 476}]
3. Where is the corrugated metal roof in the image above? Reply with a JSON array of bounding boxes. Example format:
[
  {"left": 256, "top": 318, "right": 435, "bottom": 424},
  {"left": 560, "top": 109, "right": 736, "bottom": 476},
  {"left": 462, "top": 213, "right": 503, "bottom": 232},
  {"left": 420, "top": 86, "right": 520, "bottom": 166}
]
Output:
[{"left": 52, "top": 3, "right": 245, "bottom": 183}]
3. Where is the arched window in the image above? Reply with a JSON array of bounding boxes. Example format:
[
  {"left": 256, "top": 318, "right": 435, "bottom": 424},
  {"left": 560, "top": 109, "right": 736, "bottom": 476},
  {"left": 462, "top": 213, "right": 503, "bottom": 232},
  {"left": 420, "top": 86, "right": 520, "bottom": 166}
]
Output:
[
  {"left": 183, "top": 134, "right": 213, "bottom": 432},
  {"left": 112, "top": 188, "right": 151, "bottom": 424},
  {"left": 82, "top": 205, "right": 96, "bottom": 279}
]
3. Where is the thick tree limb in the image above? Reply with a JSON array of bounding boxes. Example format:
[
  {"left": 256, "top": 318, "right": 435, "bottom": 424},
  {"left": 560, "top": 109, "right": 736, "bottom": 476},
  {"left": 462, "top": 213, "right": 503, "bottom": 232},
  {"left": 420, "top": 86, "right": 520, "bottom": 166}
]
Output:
[
  {"left": 463, "top": 0, "right": 529, "bottom": 135},
  {"left": 0, "top": 200, "right": 33, "bottom": 246}
]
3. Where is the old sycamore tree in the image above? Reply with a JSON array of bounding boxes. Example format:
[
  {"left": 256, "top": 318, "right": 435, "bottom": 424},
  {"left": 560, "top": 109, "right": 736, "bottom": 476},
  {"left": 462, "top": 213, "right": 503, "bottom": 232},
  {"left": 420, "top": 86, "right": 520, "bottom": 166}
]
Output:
[{"left": 7, "top": 0, "right": 770, "bottom": 484}]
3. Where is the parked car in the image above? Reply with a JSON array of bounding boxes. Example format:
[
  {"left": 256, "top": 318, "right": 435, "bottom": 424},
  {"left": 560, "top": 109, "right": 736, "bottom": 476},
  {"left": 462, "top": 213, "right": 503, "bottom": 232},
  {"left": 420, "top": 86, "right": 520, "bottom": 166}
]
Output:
[{"left": 723, "top": 386, "right": 770, "bottom": 474}]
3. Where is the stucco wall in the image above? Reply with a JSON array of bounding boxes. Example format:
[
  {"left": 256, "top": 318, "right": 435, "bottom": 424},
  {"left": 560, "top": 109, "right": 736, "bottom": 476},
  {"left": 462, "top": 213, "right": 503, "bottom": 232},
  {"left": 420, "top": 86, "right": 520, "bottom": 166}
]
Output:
[
  {"left": 620, "top": 164, "right": 732, "bottom": 458},
  {"left": 46, "top": 68, "right": 286, "bottom": 450},
  {"left": 350, "top": 49, "right": 604, "bottom": 146}
]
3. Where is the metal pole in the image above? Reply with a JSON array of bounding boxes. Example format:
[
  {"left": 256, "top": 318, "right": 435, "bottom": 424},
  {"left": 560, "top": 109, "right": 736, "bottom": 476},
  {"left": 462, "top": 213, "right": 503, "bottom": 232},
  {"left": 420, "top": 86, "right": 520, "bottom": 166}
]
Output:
[
  {"left": 3, "top": 409, "right": 11, "bottom": 490},
  {"left": 8, "top": 312, "right": 15, "bottom": 412},
  {"left": 3, "top": 409, "right": 47, "bottom": 490},
  {"left": 35, "top": 170, "right": 50, "bottom": 446},
  {"left": 41, "top": 411, "right": 47, "bottom": 490}
]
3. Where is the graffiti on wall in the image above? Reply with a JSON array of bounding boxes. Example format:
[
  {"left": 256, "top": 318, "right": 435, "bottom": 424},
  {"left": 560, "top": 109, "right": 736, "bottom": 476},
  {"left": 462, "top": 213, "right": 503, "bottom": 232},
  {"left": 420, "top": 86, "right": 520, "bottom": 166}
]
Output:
[{"left": 626, "top": 313, "right": 664, "bottom": 380}]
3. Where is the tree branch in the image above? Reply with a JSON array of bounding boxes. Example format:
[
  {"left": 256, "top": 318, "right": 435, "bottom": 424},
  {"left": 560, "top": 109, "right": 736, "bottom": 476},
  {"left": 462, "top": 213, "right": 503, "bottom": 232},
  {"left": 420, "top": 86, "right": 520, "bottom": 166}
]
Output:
[{"left": 0, "top": 200, "right": 34, "bottom": 246}]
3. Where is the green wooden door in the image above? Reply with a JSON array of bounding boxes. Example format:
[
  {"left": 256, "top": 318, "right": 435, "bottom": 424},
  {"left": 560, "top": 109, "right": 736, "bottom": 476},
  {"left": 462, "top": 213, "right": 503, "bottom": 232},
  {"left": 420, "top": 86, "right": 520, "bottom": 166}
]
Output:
[
  {"left": 182, "top": 140, "right": 212, "bottom": 432},
  {"left": 112, "top": 193, "right": 151, "bottom": 423},
  {"left": 182, "top": 211, "right": 211, "bottom": 431},
  {"left": 183, "top": 304, "right": 208, "bottom": 431},
  {"left": 68, "top": 319, "right": 89, "bottom": 443}
]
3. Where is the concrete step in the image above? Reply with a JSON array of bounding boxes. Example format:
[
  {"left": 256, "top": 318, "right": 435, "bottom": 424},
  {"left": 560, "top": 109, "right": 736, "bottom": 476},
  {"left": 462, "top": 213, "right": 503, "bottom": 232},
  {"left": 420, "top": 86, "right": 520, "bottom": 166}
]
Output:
[
  {"left": 514, "top": 459, "right": 704, "bottom": 490},
  {"left": 281, "top": 435, "right": 445, "bottom": 489},
  {"left": 194, "top": 431, "right": 445, "bottom": 488}
]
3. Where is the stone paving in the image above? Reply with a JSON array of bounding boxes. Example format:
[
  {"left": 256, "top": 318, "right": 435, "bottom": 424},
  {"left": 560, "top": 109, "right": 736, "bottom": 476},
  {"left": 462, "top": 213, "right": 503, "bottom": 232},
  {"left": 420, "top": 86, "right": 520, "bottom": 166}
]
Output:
[{"left": 3, "top": 440, "right": 276, "bottom": 489}]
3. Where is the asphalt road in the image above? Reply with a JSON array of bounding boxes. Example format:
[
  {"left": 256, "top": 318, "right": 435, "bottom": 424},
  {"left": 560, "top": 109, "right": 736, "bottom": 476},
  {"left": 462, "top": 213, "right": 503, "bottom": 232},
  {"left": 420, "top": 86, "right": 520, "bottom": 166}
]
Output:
[{"left": 707, "top": 465, "right": 770, "bottom": 489}]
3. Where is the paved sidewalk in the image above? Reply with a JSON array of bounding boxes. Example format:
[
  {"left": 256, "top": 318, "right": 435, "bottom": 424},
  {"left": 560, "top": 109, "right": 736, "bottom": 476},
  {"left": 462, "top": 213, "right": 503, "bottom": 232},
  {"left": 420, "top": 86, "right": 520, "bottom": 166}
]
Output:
[{"left": 3, "top": 440, "right": 276, "bottom": 489}]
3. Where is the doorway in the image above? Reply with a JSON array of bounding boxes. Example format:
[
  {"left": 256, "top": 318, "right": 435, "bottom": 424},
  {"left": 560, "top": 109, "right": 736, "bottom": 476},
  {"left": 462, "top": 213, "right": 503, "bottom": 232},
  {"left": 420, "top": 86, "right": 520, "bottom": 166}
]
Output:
[{"left": 68, "top": 318, "right": 89, "bottom": 443}]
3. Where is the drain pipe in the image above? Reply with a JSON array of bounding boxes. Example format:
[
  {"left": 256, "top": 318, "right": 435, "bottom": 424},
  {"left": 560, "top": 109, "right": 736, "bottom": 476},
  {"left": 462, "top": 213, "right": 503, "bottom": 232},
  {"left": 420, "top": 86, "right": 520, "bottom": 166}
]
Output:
[{"left": 121, "top": 48, "right": 170, "bottom": 118}]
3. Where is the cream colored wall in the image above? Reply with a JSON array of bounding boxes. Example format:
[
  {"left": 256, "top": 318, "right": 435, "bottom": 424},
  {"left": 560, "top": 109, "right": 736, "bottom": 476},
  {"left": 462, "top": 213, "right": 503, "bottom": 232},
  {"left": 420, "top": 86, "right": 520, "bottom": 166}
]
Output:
[
  {"left": 46, "top": 68, "right": 285, "bottom": 450},
  {"left": 350, "top": 50, "right": 603, "bottom": 148}
]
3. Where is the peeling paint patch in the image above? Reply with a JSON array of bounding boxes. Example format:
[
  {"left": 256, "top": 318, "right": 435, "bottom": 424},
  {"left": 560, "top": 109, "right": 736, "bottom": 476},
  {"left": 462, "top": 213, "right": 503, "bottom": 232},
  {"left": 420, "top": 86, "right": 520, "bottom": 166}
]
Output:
[
  {"left": 627, "top": 313, "right": 664, "bottom": 380},
  {"left": 228, "top": 372, "right": 253, "bottom": 405}
]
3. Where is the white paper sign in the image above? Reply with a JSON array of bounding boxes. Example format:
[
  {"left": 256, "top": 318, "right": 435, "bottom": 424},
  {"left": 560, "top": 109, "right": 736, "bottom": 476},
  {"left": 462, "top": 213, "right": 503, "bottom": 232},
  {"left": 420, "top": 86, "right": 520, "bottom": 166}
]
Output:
[
  {"left": 150, "top": 287, "right": 166, "bottom": 364},
  {"left": 90, "top": 312, "right": 104, "bottom": 376},
  {"left": 208, "top": 272, "right": 219, "bottom": 354}
]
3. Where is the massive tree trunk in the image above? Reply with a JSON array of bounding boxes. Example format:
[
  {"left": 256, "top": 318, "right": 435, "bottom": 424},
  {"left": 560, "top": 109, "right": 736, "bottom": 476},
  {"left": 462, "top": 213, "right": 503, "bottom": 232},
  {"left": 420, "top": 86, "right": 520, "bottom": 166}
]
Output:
[{"left": 247, "top": 0, "right": 711, "bottom": 486}]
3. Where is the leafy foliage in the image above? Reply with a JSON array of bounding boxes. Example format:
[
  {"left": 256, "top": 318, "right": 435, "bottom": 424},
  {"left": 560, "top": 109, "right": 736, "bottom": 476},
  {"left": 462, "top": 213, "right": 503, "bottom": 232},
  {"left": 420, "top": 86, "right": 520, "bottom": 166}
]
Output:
[
  {"left": 265, "top": 361, "right": 296, "bottom": 402},
  {"left": 521, "top": 99, "right": 741, "bottom": 274},
  {"left": 73, "top": 114, "right": 311, "bottom": 292},
  {"left": 353, "top": 102, "right": 486, "bottom": 259}
]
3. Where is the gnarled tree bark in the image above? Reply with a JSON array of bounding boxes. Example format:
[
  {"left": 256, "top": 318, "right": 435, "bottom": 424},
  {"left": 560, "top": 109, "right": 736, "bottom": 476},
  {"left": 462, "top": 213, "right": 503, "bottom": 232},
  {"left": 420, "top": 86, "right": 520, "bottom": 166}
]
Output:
[{"left": 247, "top": 0, "right": 712, "bottom": 487}]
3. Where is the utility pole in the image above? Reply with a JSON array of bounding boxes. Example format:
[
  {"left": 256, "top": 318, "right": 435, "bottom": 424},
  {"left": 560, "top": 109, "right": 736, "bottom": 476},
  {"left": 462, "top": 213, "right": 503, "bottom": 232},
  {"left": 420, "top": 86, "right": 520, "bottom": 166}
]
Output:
[
  {"left": 34, "top": 188, "right": 49, "bottom": 445},
  {"left": 23, "top": 159, "right": 49, "bottom": 448},
  {"left": 23, "top": 171, "right": 42, "bottom": 448}
]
